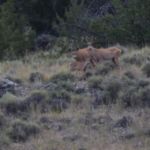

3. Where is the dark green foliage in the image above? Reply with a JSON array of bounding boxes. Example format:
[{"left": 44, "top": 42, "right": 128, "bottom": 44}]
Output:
[
  {"left": 0, "top": 0, "right": 150, "bottom": 58},
  {"left": 54, "top": 0, "right": 91, "bottom": 49},
  {"left": 51, "top": 37, "right": 78, "bottom": 55},
  {"left": 0, "top": 0, "right": 35, "bottom": 59},
  {"left": 55, "top": 0, "right": 150, "bottom": 47},
  {"left": 92, "top": 0, "right": 150, "bottom": 46},
  {"left": 14, "top": 0, "right": 70, "bottom": 33},
  {"left": 8, "top": 119, "right": 40, "bottom": 142}
]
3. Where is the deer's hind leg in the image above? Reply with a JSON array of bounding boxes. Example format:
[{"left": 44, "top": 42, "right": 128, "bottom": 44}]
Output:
[
  {"left": 112, "top": 57, "right": 119, "bottom": 65},
  {"left": 112, "top": 57, "right": 121, "bottom": 72}
]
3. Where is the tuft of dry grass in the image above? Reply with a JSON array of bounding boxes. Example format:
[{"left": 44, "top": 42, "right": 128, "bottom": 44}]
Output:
[{"left": 0, "top": 52, "right": 72, "bottom": 82}]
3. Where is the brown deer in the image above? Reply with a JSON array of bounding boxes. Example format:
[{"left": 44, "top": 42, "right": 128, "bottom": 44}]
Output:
[
  {"left": 70, "top": 60, "right": 91, "bottom": 72},
  {"left": 72, "top": 46, "right": 121, "bottom": 69}
]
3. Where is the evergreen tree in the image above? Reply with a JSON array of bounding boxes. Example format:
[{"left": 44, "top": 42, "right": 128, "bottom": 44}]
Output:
[
  {"left": 13, "top": 0, "right": 70, "bottom": 33},
  {"left": 0, "top": 0, "right": 35, "bottom": 59}
]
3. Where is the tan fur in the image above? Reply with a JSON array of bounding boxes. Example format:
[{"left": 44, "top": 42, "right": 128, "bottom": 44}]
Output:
[
  {"left": 70, "top": 61, "right": 86, "bottom": 71},
  {"left": 71, "top": 46, "right": 96, "bottom": 67},
  {"left": 72, "top": 48, "right": 91, "bottom": 62},
  {"left": 92, "top": 47, "right": 121, "bottom": 66},
  {"left": 72, "top": 46, "right": 121, "bottom": 68}
]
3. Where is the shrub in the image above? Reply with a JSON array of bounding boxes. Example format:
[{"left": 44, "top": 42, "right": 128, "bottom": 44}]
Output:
[
  {"left": 94, "top": 62, "right": 116, "bottom": 76},
  {"left": 0, "top": 133, "right": 10, "bottom": 148},
  {"left": 89, "top": 75, "right": 122, "bottom": 106},
  {"left": 59, "top": 81, "right": 74, "bottom": 92},
  {"left": 51, "top": 80, "right": 75, "bottom": 92},
  {"left": 71, "top": 94, "right": 87, "bottom": 107},
  {"left": 122, "top": 52, "right": 147, "bottom": 66},
  {"left": 121, "top": 74, "right": 139, "bottom": 87},
  {"left": 8, "top": 119, "right": 40, "bottom": 142},
  {"left": 119, "top": 87, "right": 142, "bottom": 107},
  {"left": 139, "top": 86, "right": 150, "bottom": 107},
  {"left": 142, "top": 63, "right": 150, "bottom": 77},
  {"left": 35, "top": 34, "right": 56, "bottom": 50},
  {"left": 89, "top": 70, "right": 150, "bottom": 108},
  {"left": 117, "top": 70, "right": 150, "bottom": 108},
  {"left": 124, "top": 70, "right": 137, "bottom": 79},
  {"left": 29, "top": 72, "right": 45, "bottom": 83},
  {"left": 52, "top": 37, "right": 77, "bottom": 55},
  {"left": 0, "top": 92, "right": 19, "bottom": 105},
  {"left": 47, "top": 74, "right": 75, "bottom": 93},
  {"left": 137, "top": 78, "right": 150, "bottom": 88},
  {"left": 50, "top": 72, "right": 75, "bottom": 84},
  {"left": 88, "top": 76, "right": 103, "bottom": 89},
  {"left": 25, "top": 90, "right": 49, "bottom": 113},
  {"left": 102, "top": 76, "right": 122, "bottom": 103},
  {"left": 0, "top": 93, "right": 27, "bottom": 115},
  {"left": 48, "top": 90, "right": 71, "bottom": 112},
  {"left": 26, "top": 90, "right": 48, "bottom": 105},
  {"left": 0, "top": 112, "right": 7, "bottom": 128},
  {"left": 91, "top": 90, "right": 112, "bottom": 107}
]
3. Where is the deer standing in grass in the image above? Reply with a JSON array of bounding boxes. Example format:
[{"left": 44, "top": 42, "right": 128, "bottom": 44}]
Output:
[{"left": 70, "top": 45, "right": 121, "bottom": 72}]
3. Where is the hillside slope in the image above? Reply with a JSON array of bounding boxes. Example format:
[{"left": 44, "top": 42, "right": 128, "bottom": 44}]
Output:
[{"left": 0, "top": 46, "right": 150, "bottom": 150}]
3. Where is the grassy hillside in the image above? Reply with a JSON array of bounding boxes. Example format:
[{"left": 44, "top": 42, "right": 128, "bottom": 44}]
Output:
[{"left": 0, "top": 46, "right": 150, "bottom": 150}]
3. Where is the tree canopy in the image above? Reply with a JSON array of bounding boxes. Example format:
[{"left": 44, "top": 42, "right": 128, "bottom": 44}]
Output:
[{"left": 0, "top": 0, "right": 150, "bottom": 59}]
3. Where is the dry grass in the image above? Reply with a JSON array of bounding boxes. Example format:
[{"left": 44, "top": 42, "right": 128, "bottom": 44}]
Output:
[
  {"left": 1, "top": 47, "right": 150, "bottom": 150},
  {"left": 0, "top": 52, "right": 71, "bottom": 82},
  {"left": 8, "top": 107, "right": 150, "bottom": 150}
]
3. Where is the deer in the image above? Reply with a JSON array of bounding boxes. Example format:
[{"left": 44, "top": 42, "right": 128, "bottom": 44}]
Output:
[{"left": 71, "top": 46, "right": 121, "bottom": 70}]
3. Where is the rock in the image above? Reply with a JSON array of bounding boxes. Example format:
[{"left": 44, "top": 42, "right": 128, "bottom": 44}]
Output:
[
  {"left": 74, "top": 82, "right": 86, "bottom": 93},
  {"left": 111, "top": 127, "right": 135, "bottom": 141},
  {"left": 41, "top": 82, "right": 57, "bottom": 90},
  {"left": 50, "top": 122, "right": 64, "bottom": 131},
  {"left": 0, "top": 78, "right": 18, "bottom": 97},
  {"left": 96, "top": 115, "right": 113, "bottom": 125}
]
